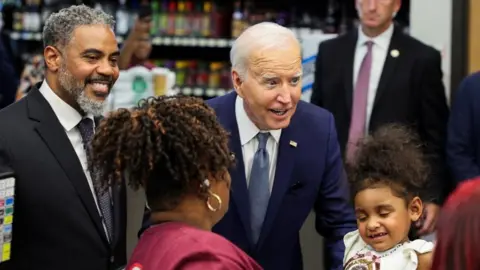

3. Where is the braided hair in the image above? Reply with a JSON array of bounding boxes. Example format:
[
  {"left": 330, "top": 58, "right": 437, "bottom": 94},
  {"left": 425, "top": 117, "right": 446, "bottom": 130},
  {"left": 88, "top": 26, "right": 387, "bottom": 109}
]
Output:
[
  {"left": 346, "top": 124, "right": 430, "bottom": 203},
  {"left": 90, "top": 96, "right": 235, "bottom": 211}
]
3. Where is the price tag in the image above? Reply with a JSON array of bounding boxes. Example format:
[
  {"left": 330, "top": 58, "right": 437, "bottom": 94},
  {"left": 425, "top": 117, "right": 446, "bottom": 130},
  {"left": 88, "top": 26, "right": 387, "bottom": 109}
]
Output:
[
  {"left": 10, "top": 32, "right": 20, "bottom": 40},
  {"left": 152, "top": 37, "right": 161, "bottom": 45},
  {"left": 193, "top": 88, "right": 203, "bottom": 96},
  {"left": 163, "top": 37, "right": 172, "bottom": 46},
  {"left": 205, "top": 88, "right": 216, "bottom": 97}
]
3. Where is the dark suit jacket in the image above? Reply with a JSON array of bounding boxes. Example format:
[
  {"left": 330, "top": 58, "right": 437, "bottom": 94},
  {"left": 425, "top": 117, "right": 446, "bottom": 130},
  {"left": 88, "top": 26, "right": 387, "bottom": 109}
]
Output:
[
  {"left": 311, "top": 26, "right": 450, "bottom": 203},
  {"left": 447, "top": 72, "right": 480, "bottom": 184},
  {"left": 207, "top": 92, "right": 356, "bottom": 270},
  {"left": 0, "top": 86, "right": 126, "bottom": 270}
]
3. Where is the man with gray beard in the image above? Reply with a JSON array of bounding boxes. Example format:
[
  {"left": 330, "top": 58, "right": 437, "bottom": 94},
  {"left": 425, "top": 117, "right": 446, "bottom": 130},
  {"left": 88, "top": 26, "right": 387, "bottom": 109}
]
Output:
[{"left": 0, "top": 5, "right": 126, "bottom": 270}]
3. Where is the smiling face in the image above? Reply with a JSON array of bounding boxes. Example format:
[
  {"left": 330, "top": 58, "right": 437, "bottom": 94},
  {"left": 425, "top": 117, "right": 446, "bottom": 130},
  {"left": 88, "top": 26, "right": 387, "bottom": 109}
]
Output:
[
  {"left": 354, "top": 185, "right": 422, "bottom": 252},
  {"left": 232, "top": 39, "right": 302, "bottom": 130},
  {"left": 44, "top": 24, "right": 120, "bottom": 116}
]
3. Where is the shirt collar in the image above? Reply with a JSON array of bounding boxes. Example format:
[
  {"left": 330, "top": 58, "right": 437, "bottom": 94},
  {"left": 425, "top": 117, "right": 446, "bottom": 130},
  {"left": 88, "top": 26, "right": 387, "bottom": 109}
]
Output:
[
  {"left": 357, "top": 23, "right": 394, "bottom": 50},
  {"left": 235, "top": 95, "right": 281, "bottom": 146},
  {"left": 39, "top": 80, "right": 94, "bottom": 131}
]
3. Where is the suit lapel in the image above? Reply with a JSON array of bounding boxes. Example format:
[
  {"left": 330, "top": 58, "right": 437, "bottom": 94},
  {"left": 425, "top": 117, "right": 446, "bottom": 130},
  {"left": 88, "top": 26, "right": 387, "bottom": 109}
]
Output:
[
  {"left": 372, "top": 27, "right": 402, "bottom": 109},
  {"left": 344, "top": 31, "right": 359, "bottom": 116},
  {"left": 256, "top": 112, "right": 298, "bottom": 250},
  {"left": 217, "top": 93, "right": 253, "bottom": 242},
  {"left": 27, "top": 88, "right": 109, "bottom": 246}
]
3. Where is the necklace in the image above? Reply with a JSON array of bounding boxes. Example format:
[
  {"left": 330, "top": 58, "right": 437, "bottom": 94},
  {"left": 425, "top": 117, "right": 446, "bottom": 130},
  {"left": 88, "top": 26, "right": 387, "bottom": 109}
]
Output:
[{"left": 356, "top": 242, "right": 405, "bottom": 258}]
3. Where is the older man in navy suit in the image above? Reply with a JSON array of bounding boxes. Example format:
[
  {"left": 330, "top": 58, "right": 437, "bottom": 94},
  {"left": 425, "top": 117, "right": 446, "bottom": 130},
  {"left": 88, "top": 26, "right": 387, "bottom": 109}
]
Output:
[{"left": 206, "top": 22, "right": 356, "bottom": 270}]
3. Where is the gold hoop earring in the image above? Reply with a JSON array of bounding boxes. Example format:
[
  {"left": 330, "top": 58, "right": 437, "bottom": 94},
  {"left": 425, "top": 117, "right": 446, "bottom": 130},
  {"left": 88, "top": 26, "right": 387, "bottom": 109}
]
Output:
[{"left": 207, "top": 192, "right": 222, "bottom": 212}]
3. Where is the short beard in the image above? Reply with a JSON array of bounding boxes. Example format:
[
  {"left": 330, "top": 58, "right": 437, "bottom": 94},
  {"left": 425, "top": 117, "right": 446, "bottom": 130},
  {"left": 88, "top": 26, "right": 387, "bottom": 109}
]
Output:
[{"left": 58, "top": 63, "right": 107, "bottom": 116}]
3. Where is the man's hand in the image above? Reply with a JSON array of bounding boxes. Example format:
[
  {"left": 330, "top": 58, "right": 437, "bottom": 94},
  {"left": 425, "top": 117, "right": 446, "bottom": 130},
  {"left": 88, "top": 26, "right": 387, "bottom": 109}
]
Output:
[
  {"left": 118, "top": 17, "right": 152, "bottom": 70},
  {"left": 416, "top": 202, "right": 440, "bottom": 236}
]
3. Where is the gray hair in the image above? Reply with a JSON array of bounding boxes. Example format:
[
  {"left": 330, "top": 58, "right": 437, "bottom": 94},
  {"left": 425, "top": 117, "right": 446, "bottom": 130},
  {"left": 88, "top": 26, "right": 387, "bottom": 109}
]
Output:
[
  {"left": 43, "top": 5, "right": 115, "bottom": 50},
  {"left": 230, "top": 22, "right": 300, "bottom": 80}
]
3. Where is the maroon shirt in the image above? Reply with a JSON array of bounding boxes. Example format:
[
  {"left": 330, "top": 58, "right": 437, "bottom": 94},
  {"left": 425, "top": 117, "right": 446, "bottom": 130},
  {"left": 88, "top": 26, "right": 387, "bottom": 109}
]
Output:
[{"left": 126, "top": 222, "right": 262, "bottom": 270}]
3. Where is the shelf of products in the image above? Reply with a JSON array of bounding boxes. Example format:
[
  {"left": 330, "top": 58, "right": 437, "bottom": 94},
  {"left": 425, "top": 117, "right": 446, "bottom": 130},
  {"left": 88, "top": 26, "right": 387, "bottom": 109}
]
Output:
[
  {"left": 173, "top": 86, "right": 229, "bottom": 97},
  {"left": 4, "top": 0, "right": 411, "bottom": 101},
  {"left": 153, "top": 59, "right": 232, "bottom": 90},
  {"left": 8, "top": 31, "right": 233, "bottom": 48}
]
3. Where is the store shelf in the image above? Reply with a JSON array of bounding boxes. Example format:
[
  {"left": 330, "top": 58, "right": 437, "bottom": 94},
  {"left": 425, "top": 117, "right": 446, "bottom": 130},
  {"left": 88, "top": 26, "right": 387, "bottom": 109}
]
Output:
[
  {"left": 118, "top": 36, "right": 233, "bottom": 48},
  {"left": 173, "top": 86, "right": 231, "bottom": 97},
  {"left": 9, "top": 31, "right": 42, "bottom": 41},
  {"left": 9, "top": 31, "right": 234, "bottom": 48}
]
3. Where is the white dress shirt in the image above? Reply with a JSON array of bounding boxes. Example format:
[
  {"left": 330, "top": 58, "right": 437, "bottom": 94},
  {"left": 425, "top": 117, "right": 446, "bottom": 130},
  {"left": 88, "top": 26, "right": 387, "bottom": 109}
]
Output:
[
  {"left": 235, "top": 96, "right": 281, "bottom": 192},
  {"left": 39, "top": 80, "right": 109, "bottom": 239},
  {"left": 353, "top": 24, "right": 394, "bottom": 132}
]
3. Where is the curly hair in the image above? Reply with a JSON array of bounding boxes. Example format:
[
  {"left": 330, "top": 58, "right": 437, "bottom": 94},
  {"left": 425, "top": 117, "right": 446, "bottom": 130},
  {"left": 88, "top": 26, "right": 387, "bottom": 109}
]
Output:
[
  {"left": 90, "top": 96, "right": 235, "bottom": 211},
  {"left": 346, "top": 124, "right": 430, "bottom": 202}
]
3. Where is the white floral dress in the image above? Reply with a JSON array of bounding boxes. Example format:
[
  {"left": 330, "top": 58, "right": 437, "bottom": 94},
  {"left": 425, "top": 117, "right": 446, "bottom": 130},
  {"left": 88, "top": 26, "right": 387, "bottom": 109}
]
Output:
[{"left": 343, "top": 230, "right": 434, "bottom": 270}]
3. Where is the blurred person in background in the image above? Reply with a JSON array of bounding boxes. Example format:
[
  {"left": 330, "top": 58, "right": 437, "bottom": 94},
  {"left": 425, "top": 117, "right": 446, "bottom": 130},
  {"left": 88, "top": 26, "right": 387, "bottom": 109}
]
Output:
[
  {"left": 90, "top": 96, "right": 262, "bottom": 270},
  {"left": 431, "top": 177, "right": 480, "bottom": 270},
  {"left": 118, "top": 17, "right": 155, "bottom": 70},
  {"left": 311, "top": 0, "right": 449, "bottom": 238},
  {"left": 15, "top": 53, "right": 45, "bottom": 100},
  {"left": 447, "top": 72, "right": 480, "bottom": 184},
  {"left": 0, "top": 5, "right": 126, "bottom": 269}
]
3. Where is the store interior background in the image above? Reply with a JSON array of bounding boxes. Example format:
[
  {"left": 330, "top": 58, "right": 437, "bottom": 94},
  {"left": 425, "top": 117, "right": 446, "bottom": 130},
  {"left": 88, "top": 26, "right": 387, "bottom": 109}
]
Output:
[{"left": 1, "top": 0, "right": 470, "bottom": 269}]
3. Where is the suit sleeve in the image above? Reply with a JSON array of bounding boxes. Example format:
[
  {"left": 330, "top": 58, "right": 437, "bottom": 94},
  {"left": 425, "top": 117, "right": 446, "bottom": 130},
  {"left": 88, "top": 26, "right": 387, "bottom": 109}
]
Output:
[
  {"left": 447, "top": 74, "right": 480, "bottom": 183},
  {"left": 0, "top": 135, "right": 14, "bottom": 177},
  {"left": 310, "top": 42, "right": 325, "bottom": 107},
  {"left": 417, "top": 49, "right": 450, "bottom": 203},
  {"left": 314, "top": 113, "right": 356, "bottom": 270},
  {"left": 0, "top": 37, "right": 19, "bottom": 110}
]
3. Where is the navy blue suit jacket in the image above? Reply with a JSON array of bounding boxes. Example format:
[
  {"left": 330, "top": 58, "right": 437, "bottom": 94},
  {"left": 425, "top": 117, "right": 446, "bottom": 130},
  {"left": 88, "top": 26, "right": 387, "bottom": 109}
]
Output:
[
  {"left": 447, "top": 72, "right": 480, "bottom": 184},
  {"left": 207, "top": 92, "right": 356, "bottom": 270}
]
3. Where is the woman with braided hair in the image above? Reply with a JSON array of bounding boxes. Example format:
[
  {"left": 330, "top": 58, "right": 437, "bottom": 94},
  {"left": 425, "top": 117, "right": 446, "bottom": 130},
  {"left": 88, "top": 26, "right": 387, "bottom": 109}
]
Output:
[{"left": 90, "top": 96, "right": 262, "bottom": 269}]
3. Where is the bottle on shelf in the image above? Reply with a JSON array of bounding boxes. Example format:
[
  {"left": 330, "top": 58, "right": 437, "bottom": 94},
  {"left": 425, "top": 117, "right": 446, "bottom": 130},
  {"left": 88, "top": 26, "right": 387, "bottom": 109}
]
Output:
[
  {"left": 231, "top": 0, "right": 243, "bottom": 38},
  {"left": 157, "top": 0, "right": 168, "bottom": 36},
  {"left": 116, "top": 0, "right": 129, "bottom": 36},
  {"left": 166, "top": 1, "right": 176, "bottom": 36},
  {"left": 201, "top": 1, "right": 212, "bottom": 38},
  {"left": 175, "top": 1, "right": 185, "bottom": 36}
]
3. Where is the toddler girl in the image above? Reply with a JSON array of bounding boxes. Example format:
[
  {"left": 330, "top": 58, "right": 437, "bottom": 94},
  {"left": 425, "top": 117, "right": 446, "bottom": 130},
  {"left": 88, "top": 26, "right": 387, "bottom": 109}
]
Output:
[{"left": 343, "top": 125, "right": 433, "bottom": 270}]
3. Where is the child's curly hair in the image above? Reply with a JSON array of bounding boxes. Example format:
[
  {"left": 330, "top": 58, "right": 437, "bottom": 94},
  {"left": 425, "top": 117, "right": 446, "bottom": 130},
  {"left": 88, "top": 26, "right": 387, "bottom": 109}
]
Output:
[{"left": 346, "top": 124, "right": 430, "bottom": 202}]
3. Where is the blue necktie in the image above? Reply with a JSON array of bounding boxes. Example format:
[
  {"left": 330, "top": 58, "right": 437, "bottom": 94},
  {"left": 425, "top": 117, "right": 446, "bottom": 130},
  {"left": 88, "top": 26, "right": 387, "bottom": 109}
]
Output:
[
  {"left": 249, "top": 132, "right": 271, "bottom": 244},
  {"left": 78, "top": 118, "right": 114, "bottom": 241}
]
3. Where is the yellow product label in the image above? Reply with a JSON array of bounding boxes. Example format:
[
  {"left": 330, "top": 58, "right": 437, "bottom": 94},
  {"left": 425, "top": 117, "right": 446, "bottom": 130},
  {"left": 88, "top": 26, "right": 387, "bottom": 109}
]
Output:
[
  {"left": 3, "top": 243, "right": 10, "bottom": 261},
  {"left": 4, "top": 215, "right": 12, "bottom": 225}
]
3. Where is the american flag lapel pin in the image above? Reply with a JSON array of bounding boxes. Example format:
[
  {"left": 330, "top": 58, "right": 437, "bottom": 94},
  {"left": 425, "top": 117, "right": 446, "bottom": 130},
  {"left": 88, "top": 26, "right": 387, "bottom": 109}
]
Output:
[{"left": 289, "top": 140, "right": 297, "bottom": 147}]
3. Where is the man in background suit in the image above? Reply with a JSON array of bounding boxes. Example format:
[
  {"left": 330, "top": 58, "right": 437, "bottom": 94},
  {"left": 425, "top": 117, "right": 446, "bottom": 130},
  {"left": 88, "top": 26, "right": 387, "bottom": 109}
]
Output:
[
  {"left": 0, "top": 5, "right": 126, "bottom": 269},
  {"left": 311, "top": 0, "right": 449, "bottom": 236},
  {"left": 207, "top": 22, "right": 356, "bottom": 270}
]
